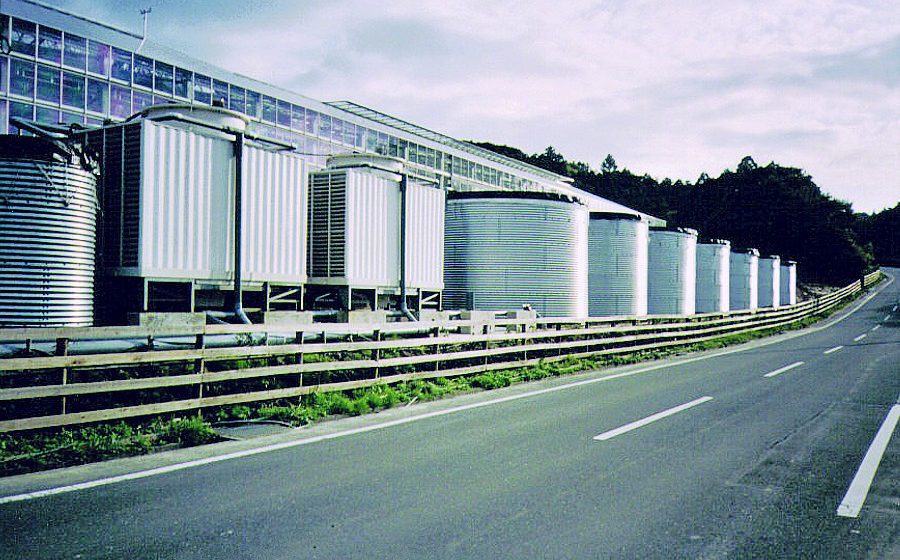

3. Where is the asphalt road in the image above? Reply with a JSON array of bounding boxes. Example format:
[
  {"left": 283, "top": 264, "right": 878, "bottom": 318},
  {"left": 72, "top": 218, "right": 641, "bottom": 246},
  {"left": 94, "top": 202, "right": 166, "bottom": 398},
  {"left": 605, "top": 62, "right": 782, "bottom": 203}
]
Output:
[{"left": 1, "top": 270, "right": 898, "bottom": 559}]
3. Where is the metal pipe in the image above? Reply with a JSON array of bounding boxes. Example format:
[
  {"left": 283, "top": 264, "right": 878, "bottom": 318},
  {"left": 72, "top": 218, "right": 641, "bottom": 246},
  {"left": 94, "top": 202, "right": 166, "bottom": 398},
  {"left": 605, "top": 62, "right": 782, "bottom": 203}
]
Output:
[
  {"left": 398, "top": 174, "right": 418, "bottom": 322},
  {"left": 233, "top": 132, "right": 251, "bottom": 324}
]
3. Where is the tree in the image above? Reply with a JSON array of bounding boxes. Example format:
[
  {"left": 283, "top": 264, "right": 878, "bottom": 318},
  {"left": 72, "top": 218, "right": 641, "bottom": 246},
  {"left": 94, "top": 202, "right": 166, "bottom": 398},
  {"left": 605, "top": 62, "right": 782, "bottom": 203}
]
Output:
[
  {"left": 737, "top": 156, "right": 758, "bottom": 173},
  {"left": 601, "top": 154, "right": 618, "bottom": 173}
]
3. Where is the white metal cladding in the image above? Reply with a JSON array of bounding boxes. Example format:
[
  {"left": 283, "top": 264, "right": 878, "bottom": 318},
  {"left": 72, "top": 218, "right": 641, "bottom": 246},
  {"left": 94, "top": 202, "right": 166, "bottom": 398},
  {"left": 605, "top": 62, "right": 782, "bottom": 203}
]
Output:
[
  {"left": 757, "top": 256, "right": 781, "bottom": 308},
  {"left": 695, "top": 242, "right": 731, "bottom": 313},
  {"left": 443, "top": 195, "right": 589, "bottom": 317},
  {"left": 139, "top": 120, "right": 233, "bottom": 280},
  {"left": 241, "top": 145, "right": 308, "bottom": 283},
  {"left": 647, "top": 229, "right": 697, "bottom": 315},
  {"left": 405, "top": 181, "right": 445, "bottom": 291},
  {"left": 0, "top": 158, "right": 97, "bottom": 327},
  {"left": 780, "top": 262, "right": 797, "bottom": 305},
  {"left": 588, "top": 215, "right": 648, "bottom": 316},
  {"left": 307, "top": 168, "right": 444, "bottom": 290},
  {"left": 729, "top": 250, "right": 759, "bottom": 310}
]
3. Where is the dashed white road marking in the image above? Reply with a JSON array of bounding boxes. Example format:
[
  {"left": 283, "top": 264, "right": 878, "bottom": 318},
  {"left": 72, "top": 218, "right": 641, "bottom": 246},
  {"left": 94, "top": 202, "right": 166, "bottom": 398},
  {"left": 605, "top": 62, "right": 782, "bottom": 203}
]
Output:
[
  {"left": 824, "top": 346, "right": 844, "bottom": 355},
  {"left": 837, "top": 404, "right": 900, "bottom": 518},
  {"left": 853, "top": 334, "right": 867, "bottom": 342},
  {"left": 885, "top": 315, "right": 891, "bottom": 322},
  {"left": 764, "top": 361, "right": 805, "bottom": 378},
  {"left": 871, "top": 325, "right": 880, "bottom": 332},
  {"left": 593, "top": 396, "right": 713, "bottom": 441}
]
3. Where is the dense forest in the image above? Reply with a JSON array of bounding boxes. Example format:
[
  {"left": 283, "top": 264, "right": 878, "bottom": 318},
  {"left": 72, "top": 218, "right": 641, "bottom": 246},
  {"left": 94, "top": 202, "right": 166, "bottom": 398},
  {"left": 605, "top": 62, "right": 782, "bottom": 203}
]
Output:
[{"left": 474, "top": 143, "right": 898, "bottom": 285}]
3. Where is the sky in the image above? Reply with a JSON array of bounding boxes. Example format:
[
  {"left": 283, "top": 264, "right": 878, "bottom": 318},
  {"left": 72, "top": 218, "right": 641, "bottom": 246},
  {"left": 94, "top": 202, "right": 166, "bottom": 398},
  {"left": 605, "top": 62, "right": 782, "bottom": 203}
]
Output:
[{"left": 49, "top": 0, "right": 900, "bottom": 213}]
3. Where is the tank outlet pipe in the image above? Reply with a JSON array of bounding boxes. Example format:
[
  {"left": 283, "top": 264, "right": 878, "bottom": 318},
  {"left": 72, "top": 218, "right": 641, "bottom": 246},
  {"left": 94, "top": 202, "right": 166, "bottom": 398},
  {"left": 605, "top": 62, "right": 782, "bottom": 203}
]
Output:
[
  {"left": 399, "top": 174, "right": 418, "bottom": 322},
  {"left": 232, "top": 132, "right": 251, "bottom": 324}
]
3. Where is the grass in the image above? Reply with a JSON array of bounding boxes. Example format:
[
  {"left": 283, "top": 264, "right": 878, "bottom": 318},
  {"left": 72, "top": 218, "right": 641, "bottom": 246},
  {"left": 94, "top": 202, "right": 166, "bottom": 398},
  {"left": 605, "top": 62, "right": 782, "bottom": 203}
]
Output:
[{"left": 0, "top": 282, "right": 873, "bottom": 476}]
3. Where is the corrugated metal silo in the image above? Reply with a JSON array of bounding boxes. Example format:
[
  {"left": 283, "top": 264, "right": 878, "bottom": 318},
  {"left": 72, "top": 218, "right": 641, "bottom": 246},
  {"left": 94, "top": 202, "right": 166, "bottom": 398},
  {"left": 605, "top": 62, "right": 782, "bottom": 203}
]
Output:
[
  {"left": 444, "top": 192, "right": 588, "bottom": 317},
  {"left": 588, "top": 212, "right": 648, "bottom": 316},
  {"left": 0, "top": 136, "right": 98, "bottom": 326},
  {"left": 757, "top": 255, "right": 781, "bottom": 308},
  {"left": 695, "top": 240, "right": 731, "bottom": 313},
  {"left": 729, "top": 248, "right": 759, "bottom": 311},
  {"left": 647, "top": 228, "right": 698, "bottom": 315},
  {"left": 780, "top": 260, "right": 797, "bottom": 306}
]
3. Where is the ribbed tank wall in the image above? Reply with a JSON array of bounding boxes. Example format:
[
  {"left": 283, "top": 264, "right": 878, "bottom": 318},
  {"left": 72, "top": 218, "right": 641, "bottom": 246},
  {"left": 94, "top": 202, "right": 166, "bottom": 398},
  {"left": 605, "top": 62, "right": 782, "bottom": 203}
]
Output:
[
  {"left": 444, "top": 196, "right": 588, "bottom": 317},
  {"left": 729, "top": 251, "right": 758, "bottom": 310},
  {"left": 780, "top": 262, "right": 797, "bottom": 305},
  {"left": 588, "top": 217, "right": 648, "bottom": 316},
  {"left": 648, "top": 230, "right": 697, "bottom": 315},
  {"left": 758, "top": 256, "right": 781, "bottom": 308},
  {"left": 695, "top": 242, "right": 730, "bottom": 313},
  {"left": 0, "top": 157, "right": 98, "bottom": 326}
]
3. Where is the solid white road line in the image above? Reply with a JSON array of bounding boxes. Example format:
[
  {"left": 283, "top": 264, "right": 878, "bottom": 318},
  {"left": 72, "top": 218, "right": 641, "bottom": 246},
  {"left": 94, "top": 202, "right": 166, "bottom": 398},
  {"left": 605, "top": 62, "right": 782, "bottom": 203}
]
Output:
[
  {"left": 837, "top": 404, "right": 900, "bottom": 518},
  {"left": 763, "top": 361, "right": 805, "bottom": 378},
  {"left": 871, "top": 325, "right": 880, "bottom": 332},
  {"left": 824, "top": 345, "right": 844, "bottom": 355},
  {"left": 853, "top": 334, "right": 867, "bottom": 342},
  {"left": 593, "top": 396, "right": 713, "bottom": 441}
]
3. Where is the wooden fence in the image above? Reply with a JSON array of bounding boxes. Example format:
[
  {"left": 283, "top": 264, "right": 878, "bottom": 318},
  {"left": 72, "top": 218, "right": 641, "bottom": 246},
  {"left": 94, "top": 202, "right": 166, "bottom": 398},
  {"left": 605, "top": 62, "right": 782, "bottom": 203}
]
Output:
[{"left": 0, "top": 270, "right": 882, "bottom": 433}]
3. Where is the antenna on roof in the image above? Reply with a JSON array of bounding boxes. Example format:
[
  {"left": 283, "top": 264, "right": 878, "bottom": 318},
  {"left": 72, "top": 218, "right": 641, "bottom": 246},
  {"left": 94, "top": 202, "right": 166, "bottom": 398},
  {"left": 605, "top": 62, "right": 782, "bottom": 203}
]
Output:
[{"left": 137, "top": 7, "right": 152, "bottom": 53}]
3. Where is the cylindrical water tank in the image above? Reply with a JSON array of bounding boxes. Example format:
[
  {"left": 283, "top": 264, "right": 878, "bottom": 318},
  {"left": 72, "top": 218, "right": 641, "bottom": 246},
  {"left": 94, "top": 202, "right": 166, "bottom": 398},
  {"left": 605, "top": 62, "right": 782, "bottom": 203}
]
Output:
[
  {"left": 780, "top": 260, "right": 797, "bottom": 306},
  {"left": 758, "top": 255, "right": 781, "bottom": 308},
  {"left": 0, "top": 136, "right": 98, "bottom": 326},
  {"left": 444, "top": 192, "right": 588, "bottom": 317},
  {"left": 588, "top": 212, "right": 648, "bottom": 316},
  {"left": 695, "top": 240, "right": 731, "bottom": 313},
  {"left": 730, "top": 248, "right": 759, "bottom": 311},
  {"left": 648, "top": 227, "right": 698, "bottom": 315}
]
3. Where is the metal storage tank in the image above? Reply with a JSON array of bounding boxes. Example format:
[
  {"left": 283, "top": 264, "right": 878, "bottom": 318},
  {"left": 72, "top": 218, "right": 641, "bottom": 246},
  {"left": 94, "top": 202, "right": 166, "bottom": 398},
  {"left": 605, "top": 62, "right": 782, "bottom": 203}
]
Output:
[
  {"left": 0, "top": 136, "right": 98, "bottom": 326},
  {"left": 758, "top": 255, "right": 781, "bottom": 308},
  {"left": 647, "top": 227, "right": 697, "bottom": 315},
  {"left": 729, "top": 248, "right": 759, "bottom": 311},
  {"left": 780, "top": 260, "right": 797, "bottom": 306},
  {"left": 695, "top": 240, "right": 731, "bottom": 313},
  {"left": 444, "top": 192, "right": 589, "bottom": 317},
  {"left": 306, "top": 155, "right": 444, "bottom": 313},
  {"left": 587, "top": 212, "right": 648, "bottom": 316},
  {"left": 82, "top": 104, "right": 309, "bottom": 321}
]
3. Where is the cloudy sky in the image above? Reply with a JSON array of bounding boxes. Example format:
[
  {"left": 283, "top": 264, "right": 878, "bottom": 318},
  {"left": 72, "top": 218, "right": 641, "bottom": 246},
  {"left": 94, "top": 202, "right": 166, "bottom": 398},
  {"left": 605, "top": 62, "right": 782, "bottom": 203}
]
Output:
[{"left": 51, "top": 0, "right": 900, "bottom": 213}]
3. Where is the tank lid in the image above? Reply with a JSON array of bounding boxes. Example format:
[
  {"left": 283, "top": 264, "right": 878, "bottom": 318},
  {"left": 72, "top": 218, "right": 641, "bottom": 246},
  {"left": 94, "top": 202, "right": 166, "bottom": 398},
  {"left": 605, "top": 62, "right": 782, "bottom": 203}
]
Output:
[
  {"left": 589, "top": 211, "right": 644, "bottom": 221},
  {"left": 650, "top": 226, "right": 698, "bottom": 236},
  {"left": 138, "top": 103, "right": 249, "bottom": 132},
  {"left": 761, "top": 254, "right": 781, "bottom": 260},
  {"left": 732, "top": 247, "right": 760, "bottom": 256},
  {"left": 448, "top": 190, "right": 581, "bottom": 204},
  {"left": 781, "top": 260, "right": 797, "bottom": 266},
  {"left": 0, "top": 135, "right": 68, "bottom": 161},
  {"left": 699, "top": 238, "right": 731, "bottom": 246},
  {"left": 326, "top": 153, "right": 404, "bottom": 174}
]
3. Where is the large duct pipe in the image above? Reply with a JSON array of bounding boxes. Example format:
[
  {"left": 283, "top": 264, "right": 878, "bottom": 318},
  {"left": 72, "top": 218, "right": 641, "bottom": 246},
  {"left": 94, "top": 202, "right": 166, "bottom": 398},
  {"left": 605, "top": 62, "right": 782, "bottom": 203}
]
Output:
[
  {"left": 398, "top": 174, "right": 418, "bottom": 322},
  {"left": 232, "top": 132, "right": 250, "bottom": 324}
]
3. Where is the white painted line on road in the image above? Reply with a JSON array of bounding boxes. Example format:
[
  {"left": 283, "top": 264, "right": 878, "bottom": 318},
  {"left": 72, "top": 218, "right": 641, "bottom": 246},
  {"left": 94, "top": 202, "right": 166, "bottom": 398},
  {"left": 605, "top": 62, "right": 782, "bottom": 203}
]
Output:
[
  {"left": 853, "top": 334, "right": 867, "bottom": 342},
  {"left": 837, "top": 404, "right": 900, "bottom": 518},
  {"left": 893, "top": 305, "right": 897, "bottom": 312},
  {"left": 871, "top": 325, "right": 880, "bottom": 332},
  {"left": 593, "top": 396, "right": 713, "bottom": 441},
  {"left": 1, "top": 272, "right": 893, "bottom": 505},
  {"left": 885, "top": 315, "right": 891, "bottom": 322},
  {"left": 824, "top": 345, "right": 844, "bottom": 355},
  {"left": 763, "top": 361, "right": 805, "bottom": 378}
]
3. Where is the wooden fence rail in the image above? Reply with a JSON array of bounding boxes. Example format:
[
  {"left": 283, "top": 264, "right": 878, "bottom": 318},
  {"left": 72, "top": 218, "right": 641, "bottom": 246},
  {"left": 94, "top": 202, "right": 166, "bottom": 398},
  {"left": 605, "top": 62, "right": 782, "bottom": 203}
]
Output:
[{"left": 0, "top": 270, "right": 882, "bottom": 433}]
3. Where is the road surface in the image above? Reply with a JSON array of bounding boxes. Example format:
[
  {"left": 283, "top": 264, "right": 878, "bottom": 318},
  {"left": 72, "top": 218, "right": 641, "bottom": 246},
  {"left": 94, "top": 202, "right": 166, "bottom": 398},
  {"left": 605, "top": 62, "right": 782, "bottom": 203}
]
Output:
[{"left": 1, "top": 270, "right": 897, "bottom": 559}]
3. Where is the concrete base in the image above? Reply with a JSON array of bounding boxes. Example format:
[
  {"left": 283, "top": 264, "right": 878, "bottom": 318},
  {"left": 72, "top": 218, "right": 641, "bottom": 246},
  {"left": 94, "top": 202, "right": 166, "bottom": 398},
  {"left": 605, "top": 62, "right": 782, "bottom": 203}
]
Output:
[
  {"left": 459, "top": 310, "right": 496, "bottom": 335},
  {"left": 338, "top": 309, "right": 390, "bottom": 324},
  {"left": 504, "top": 309, "right": 538, "bottom": 332},
  {"left": 127, "top": 312, "right": 207, "bottom": 328},
  {"left": 419, "top": 309, "right": 453, "bottom": 322},
  {"left": 262, "top": 311, "right": 314, "bottom": 326}
]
